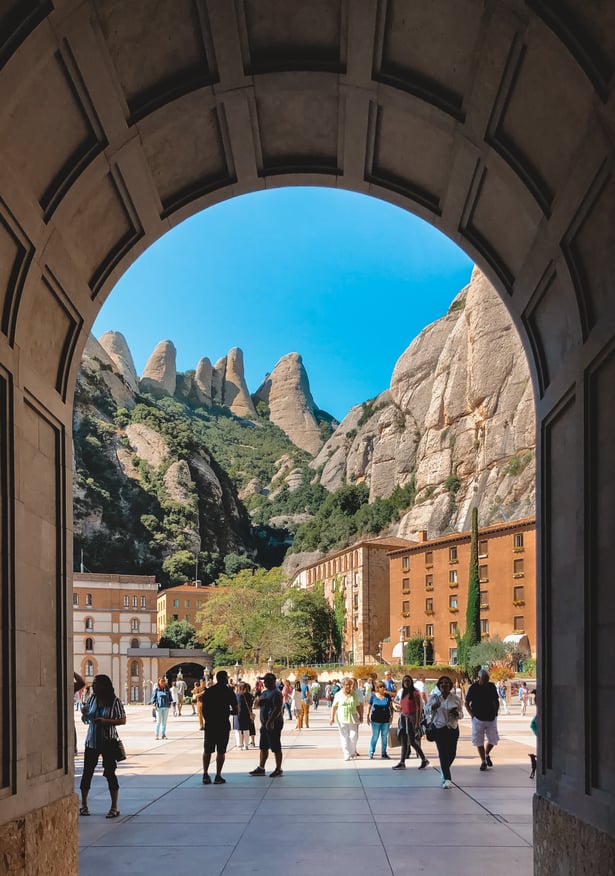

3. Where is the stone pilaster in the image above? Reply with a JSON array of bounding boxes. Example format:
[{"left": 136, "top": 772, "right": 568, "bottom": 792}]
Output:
[{"left": 0, "top": 794, "right": 78, "bottom": 875}]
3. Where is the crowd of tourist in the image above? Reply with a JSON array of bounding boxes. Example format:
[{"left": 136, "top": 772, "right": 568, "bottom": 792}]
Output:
[{"left": 77, "top": 666, "right": 535, "bottom": 814}]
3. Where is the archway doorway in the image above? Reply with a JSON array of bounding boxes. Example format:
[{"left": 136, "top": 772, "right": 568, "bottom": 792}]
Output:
[{"left": 0, "top": 4, "right": 613, "bottom": 873}]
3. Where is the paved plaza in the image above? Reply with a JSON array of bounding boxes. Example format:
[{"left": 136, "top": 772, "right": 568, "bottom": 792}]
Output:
[{"left": 76, "top": 701, "right": 535, "bottom": 875}]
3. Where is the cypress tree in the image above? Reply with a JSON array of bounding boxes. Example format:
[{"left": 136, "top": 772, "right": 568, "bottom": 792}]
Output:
[{"left": 458, "top": 506, "right": 481, "bottom": 678}]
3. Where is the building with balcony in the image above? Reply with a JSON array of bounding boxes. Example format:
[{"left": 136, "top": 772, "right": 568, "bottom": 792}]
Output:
[
  {"left": 385, "top": 518, "right": 536, "bottom": 665},
  {"left": 292, "top": 536, "right": 415, "bottom": 663}
]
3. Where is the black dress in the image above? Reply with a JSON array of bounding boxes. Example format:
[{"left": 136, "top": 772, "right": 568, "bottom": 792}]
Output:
[{"left": 233, "top": 691, "right": 254, "bottom": 731}]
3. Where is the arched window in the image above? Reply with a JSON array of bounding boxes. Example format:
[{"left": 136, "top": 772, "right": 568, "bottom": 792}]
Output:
[
  {"left": 85, "top": 617, "right": 93, "bottom": 631},
  {"left": 85, "top": 638, "right": 93, "bottom": 651},
  {"left": 131, "top": 618, "right": 139, "bottom": 632},
  {"left": 131, "top": 638, "right": 139, "bottom": 649},
  {"left": 85, "top": 593, "right": 93, "bottom": 606},
  {"left": 130, "top": 660, "right": 139, "bottom": 677},
  {"left": 84, "top": 660, "right": 94, "bottom": 677}
]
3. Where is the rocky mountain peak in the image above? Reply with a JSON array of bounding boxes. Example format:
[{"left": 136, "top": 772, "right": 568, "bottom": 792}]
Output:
[
  {"left": 255, "top": 352, "right": 323, "bottom": 455},
  {"left": 98, "top": 331, "right": 139, "bottom": 393},
  {"left": 140, "top": 340, "right": 177, "bottom": 398},
  {"left": 224, "top": 347, "right": 256, "bottom": 418}
]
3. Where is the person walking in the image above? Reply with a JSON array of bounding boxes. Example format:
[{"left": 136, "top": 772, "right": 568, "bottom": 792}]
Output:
[
  {"left": 310, "top": 679, "right": 321, "bottom": 710},
  {"left": 497, "top": 680, "right": 509, "bottom": 715},
  {"left": 170, "top": 682, "right": 179, "bottom": 717},
  {"left": 234, "top": 682, "right": 254, "bottom": 750},
  {"left": 150, "top": 677, "right": 172, "bottom": 739},
  {"left": 465, "top": 669, "right": 500, "bottom": 771},
  {"left": 193, "top": 680, "right": 205, "bottom": 729},
  {"left": 79, "top": 674, "right": 126, "bottom": 818},
  {"left": 282, "top": 679, "right": 293, "bottom": 721},
  {"left": 383, "top": 670, "right": 397, "bottom": 697},
  {"left": 392, "top": 675, "right": 429, "bottom": 770},
  {"left": 175, "top": 674, "right": 186, "bottom": 715},
  {"left": 330, "top": 677, "right": 363, "bottom": 761},
  {"left": 426, "top": 675, "right": 463, "bottom": 789},
  {"left": 292, "top": 680, "right": 304, "bottom": 728},
  {"left": 201, "top": 670, "right": 238, "bottom": 784},
  {"left": 249, "top": 672, "right": 284, "bottom": 777},
  {"left": 300, "top": 677, "right": 312, "bottom": 727},
  {"left": 367, "top": 681, "right": 392, "bottom": 759},
  {"left": 519, "top": 681, "right": 529, "bottom": 716}
]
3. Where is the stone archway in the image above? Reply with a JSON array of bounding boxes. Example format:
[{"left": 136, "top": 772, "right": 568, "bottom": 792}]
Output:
[{"left": 0, "top": 3, "right": 613, "bottom": 873}]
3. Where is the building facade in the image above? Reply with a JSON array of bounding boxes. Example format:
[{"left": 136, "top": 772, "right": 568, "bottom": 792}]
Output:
[
  {"left": 156, "top": 581, "right": 217, "bottom": 638},
  {"left": 385, "top": 518, "right": 536, "bottom": 665},
  {"left": 73, "top": 573, "right": 159, "bottom": 702},
  {"left": 293, "top": 536, "right": 415, "bottom": 664}
]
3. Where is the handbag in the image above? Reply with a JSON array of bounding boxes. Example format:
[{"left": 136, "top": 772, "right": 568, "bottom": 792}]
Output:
[
  {"left": 107, "top": 736, "right": 126, "bottom": 761},
  {"left": 387, "top": 726, "right": 401, "bottom": 748},
  {"left": 422, "top": 718, "right": 436, "bottom": 742}
]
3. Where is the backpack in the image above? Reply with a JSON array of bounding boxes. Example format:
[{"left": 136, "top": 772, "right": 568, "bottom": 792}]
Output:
[{"left": 331, "top": 683, "right": 341, "bottom": 698}]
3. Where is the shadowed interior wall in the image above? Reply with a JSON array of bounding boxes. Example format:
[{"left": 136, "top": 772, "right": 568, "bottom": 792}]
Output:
[{"left": 0, "top": 2, "right": 614, "bottom": 872}]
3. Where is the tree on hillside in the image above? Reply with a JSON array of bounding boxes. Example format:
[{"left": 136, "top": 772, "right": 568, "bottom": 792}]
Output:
[{"left": 457, "top": 506, "right": 481, "bottom": 679}]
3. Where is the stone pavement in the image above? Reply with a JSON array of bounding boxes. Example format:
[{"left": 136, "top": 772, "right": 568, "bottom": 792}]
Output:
[{"left": 75, "top": 702, "right": 535, "bottom": 875}]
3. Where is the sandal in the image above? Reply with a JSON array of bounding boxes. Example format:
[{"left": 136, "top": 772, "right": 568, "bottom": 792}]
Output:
[
  {"left": 105, "top": 809, "right": 120, "bottom": 819},
  {"left": 79, "top": 806, "right": 90, "bottom": 816}
]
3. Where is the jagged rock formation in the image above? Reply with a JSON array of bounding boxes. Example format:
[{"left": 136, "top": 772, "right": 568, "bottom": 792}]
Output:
[
  {"left": 312, "top": 268, "right": 535, "bottom": 537},
  {"left": 78, "top": 335, "right": 136, "bottom": 410},
  {"left": 194, "top": 357, "right": 213, "bottom": 406},
  {"left": 224, "top": 348, "right": 257, "bottom": 417},
  {"left": 140, "top": 340, "right": 177, "bottom": 397},
  {"left": 211, "top": 356, "right": 226, "bottom": 405},
  {"left": 98, "top": 331, "right": 139, "bottom": 392},
  {"left": 255, "top": 352, "right": 323, "bottom": 455}
]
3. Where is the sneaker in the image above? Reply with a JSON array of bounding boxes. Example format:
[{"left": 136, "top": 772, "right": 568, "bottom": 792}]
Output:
[
  {"left": 162, "top": 734, "right": 167, "bottom": 739},
  {"left": 369, "top": 753, "right": 374, "bottom": 759},
  {"left": 381, "top": 753, "right": 391, "bottom": 760},
  {"left": 442, "top": 779, "right": 453, "bottom": 789},
  {"left": 486, "top": 755, "right": 493, "bottom": 767},
  {"left": 480, "top": 762, "right": 488, "bottom": 771},
  {"left": 269, "top": 768, "right": 283, "bottom": 777},
  {"left": 418, "top": 759, "right": 430, "bottom": 770},
  {"left": 213, "top": 776, "right": 226, "bottom": 784},
  {"left": 249, "top": 766, "right": 266, "bottom": 776},
  {"left": 202, "top": 774, "right": 211, "bottom": 784},
  {"left": 344, "top": 756, "right": 351, "bottom": 761},
  {"left": 392, "top": 762, "right": 406, "bottom": 770}
]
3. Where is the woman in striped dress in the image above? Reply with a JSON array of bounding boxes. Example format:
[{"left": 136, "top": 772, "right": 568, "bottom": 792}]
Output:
[{"left": 79, "top": 674, "right": 126, "bottom": 818}]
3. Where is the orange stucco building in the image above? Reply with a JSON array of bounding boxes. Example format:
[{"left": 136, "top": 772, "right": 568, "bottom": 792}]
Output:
[
  {"left": 292, "top": 536, "right": 415, "bottom": 663},
  {"left": 384, "top": 518, "right": 536, "bottom": 665},
  {"left": 156, "top": 581, "right": 219, "bottom": 638}
]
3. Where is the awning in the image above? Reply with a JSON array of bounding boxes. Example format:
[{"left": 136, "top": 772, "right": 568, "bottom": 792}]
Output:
[{"left": 503, "top": 634, "right": 531, "bottom": 652}]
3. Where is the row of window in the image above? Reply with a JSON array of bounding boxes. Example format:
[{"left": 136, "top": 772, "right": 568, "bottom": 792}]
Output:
[
  {"left": 402, "top": 585, "right": 525, "bottom": 615},
  {"left": 81, "top": 659, "right": 143, "bottom": 678},
  {"left": 403, "top": 616, "right": 526, "bottom": 641},
  {"left": 399, "top": 534, "right": 526, "bottom": 571},
  {"left": 83, "top": 617, "right": 141, "bottom": 631},
  {"left": 74, "top": 593, "right": 150, "bottom": 608},
  {"left": 82, "top": 637, "right": 140, "bottom": 652},
  {"left": 169, "top": 598, "right": 205, "bottom": 609},
  {"left": 402, "top": 561, "right": 524, "bottom": 592}
]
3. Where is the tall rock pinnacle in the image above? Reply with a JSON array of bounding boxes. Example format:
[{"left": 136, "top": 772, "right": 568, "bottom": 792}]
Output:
[
  {"left": 140, "top": 340, "right": 177, "bottom": 398},
  {"left": 255, "top": 352, "right": 322, "bottom": 455},
  {"left": 98, "top": 331, "right": 139, "bottom": 393},
  {"left": 224, "top": 347, "right": 256, "bottom": 418}
]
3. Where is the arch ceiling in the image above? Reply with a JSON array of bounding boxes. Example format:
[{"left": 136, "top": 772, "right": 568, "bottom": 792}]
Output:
[{"left": 0, "top": 3, "right": 614, "bottom": 874}]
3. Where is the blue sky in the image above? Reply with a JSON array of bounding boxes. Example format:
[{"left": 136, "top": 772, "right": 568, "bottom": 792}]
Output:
[{"left": 94, "top": 187, "right": 473, "bottom": 421}]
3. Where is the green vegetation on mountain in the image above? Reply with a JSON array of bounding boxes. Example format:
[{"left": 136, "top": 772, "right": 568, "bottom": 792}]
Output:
[{"left": 290, "top": 479, "right": 417, "bottom": 553}]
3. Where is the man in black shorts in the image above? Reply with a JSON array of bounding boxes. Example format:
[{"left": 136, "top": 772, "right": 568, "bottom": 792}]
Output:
[
  {"left": 201, "top": 670, "right": 238, "bottom": 785},
  {"left": 249, "top": 672, "right": 284, "bottom": 778}
]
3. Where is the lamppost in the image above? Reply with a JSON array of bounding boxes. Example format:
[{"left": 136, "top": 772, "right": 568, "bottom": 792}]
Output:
[
  {"left": 267, "top": 655, "right": 273, "bottom": 673},
  {"left": 399, "top": 627, "right": 405, "bottom": 666},
  {"left": 423, "top": 638, "right": 428, "bottom": 666},
  {"left": 234, "top": 662, "right": 240, "bottom": 685}
]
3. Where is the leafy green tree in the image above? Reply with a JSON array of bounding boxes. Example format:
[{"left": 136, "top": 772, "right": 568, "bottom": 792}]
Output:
[
  {"left": 405, "top": 636, "right": 433, "bottom": 665},
  {"left": 332, "top": 576, "right": 345, "bottom": 659},
  {"left": 223, "top": 552, "right": 256, "bottom": 576},
  {"left": 162, "top": 550, "right": 196, "bottom": 584},
  {"left": 158, "top": 619, "right": 199, "bottom": 648}
]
